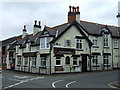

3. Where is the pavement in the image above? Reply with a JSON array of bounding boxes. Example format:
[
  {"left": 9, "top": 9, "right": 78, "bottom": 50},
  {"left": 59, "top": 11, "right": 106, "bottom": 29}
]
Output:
[{"left": 1, "top": 70, "right": 119, "bottom": 89}]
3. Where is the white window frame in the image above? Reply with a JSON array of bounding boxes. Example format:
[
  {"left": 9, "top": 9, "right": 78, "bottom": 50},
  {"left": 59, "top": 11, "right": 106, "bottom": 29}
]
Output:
[
  {"left": 113, "top": 39, "right": 118, "bottom": 48},
  {"left": 103, "top": 55, "right": 109, "bottom": 65},
  {"left": 56, "top": 57, "right": 61, "bottom": 66},
  {"left": 31, "top": 57, "right": 36, "bottom": 66},
  {"left": 93, "top": 37, "right": 97, "bottom": 46},
  {"left": 92, "top": 55, "right": 98, "bottom": 66},
  {"left": 41, "top": 57, "right": 46, "bottom": 67},
  {"left": 73, "top": 57, "right": 77, "bottom": 65},
  {"left": 24, "top": 57, "right": 28, "bottom": 66},
  {"left": 40, "top": 37, "right": 50, "bottom": 49},
  {"left": 76, "top": 39, "right": 83, "bottom": 50},
  {"left": 104, "top": 34, "right": 109, "bottom": 47},
  {"left": 17, "top": 57, "right": 21, "bottom": 65}
]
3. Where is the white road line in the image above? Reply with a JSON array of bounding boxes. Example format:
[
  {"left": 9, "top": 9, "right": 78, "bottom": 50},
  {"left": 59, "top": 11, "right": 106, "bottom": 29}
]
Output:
[
  {"left": 52, "top": 80, "right": 64, "bottom": 88},
  {"left": 14, "top": 76, "right": 29, "bottom": 79},
  {"left": 4, "top": 77, "right": 44, "bottom": 89},
  {"left": 8, "top": 78, "right": 22, "bottom": 82},
  {"left": 66, "top": 81, "right": 76, "bottom": 88}
]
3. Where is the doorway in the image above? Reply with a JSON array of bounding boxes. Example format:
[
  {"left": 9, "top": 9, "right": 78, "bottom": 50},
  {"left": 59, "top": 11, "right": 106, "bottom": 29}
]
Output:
[{"left": 81, "top": 54, "right": 88, "bottom": 72}]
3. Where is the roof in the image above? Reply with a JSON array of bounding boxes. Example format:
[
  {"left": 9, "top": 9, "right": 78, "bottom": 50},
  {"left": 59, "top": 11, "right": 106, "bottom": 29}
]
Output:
[{"left": 2, "top": 35, "right": 22, "bottom": 46}]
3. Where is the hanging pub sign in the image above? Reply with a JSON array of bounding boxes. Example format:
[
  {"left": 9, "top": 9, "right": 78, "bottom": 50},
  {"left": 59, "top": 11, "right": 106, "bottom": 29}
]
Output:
[{"left": 54, "top": 47, "right": 75, "bottom": 54}]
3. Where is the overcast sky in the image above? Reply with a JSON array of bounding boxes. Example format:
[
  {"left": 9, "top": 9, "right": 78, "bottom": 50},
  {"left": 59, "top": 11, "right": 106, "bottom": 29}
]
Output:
[{"left": 0, "top": 0, "right": 119, "bottom": 40}]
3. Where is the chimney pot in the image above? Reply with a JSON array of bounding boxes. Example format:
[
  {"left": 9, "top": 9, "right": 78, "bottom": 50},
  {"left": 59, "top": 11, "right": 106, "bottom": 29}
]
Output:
[
  {"left": 38, "top": 21, "right": 41, "bottom": 26},
  {"left": 72, "top": 6, "right": 74, "bottom": 12},
  {"left": 77, "top": 6, "right": 79, "bottom": 12},
  {"left": 35, "top": 20, "right": 37, "bottom": 25},
  {"left": 74, "top": 7, "right": 76, "bottom": 12},
  {"left": 69, "top": 6, "right": 71, "bottom": 12}
]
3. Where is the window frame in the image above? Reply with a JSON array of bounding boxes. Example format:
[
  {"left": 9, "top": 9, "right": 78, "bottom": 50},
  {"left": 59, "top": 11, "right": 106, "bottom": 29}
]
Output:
[
  {"left": 41, "top": 57, "right": 46, "bottom": 67},
  {"left": 113, "top": 39, "right": 118, "bottom": 48},
  {"left": 40, "top": 37, "right": 50, "bottom": 49},
  {"left": 93, "top": 37, "right": 98, "bottom": 46},
  {"left": 31, "top": 57, "right": 36, "bottom": 66},
  {"left": 92, "top": 55, "right": 99, "bottom": 66},
  {"left": 103, "top": 55, "right": 109, "bottom": 65},
  {"left": 76, "top": 38, "right": 83, "bottom": 50},
  {"left": 65, "top": 56, "right": 70, "bottom": 65},
  {"left": 56, "top": 57, "right": 61, "bottom": 66},
  {"left": 103, "top": 34, "right": 109, "bottom": 47},
  {"left": 17, "top": 57, "right": 21, "bottom": 65},
  {"left": 73, "top": 57, "right": 77, "bottom": 65},
  {"left": 24, "top": 57, "right": 28, "bottom": 66}
]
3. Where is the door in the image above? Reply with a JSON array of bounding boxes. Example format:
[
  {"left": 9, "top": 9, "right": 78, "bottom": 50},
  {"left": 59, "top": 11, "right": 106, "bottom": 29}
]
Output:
[{"left": 82, "top": 54, "right": 87, "bottom": 72}]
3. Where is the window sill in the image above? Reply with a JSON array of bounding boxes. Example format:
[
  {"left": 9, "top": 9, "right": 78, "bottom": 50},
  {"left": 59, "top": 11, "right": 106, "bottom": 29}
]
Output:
[
  {"left": 92, "top": 46, "right": 99, "bottom": 48},
  {"left": 23, "top": 65, "right": 28, "bottom": 67},
  {"left": 104, "top": 64, "right": 110, "bottom": 67},
  {"left": 55, "top": 65, "right": 62, "bottom": 67},
  {"left": 31, "top": 66, "right": 36, "bottom": 68},
  {"left": 103, "top": 46, "right": 109, "bottom": 49},
  {"left": 39, "top": 66, "right": 46, "bottom": 69},
  {"left": 114, "top": 47, "right": 119, "bottom": 49},
  {"left": 77, "top": 49, "right": 84, "bottom": 51}
]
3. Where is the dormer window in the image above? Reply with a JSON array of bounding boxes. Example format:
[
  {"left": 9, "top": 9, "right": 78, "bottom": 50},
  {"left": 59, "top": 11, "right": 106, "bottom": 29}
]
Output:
[
  {"left": 93, "top": 37, "right": 97, "bottom": 46},
  {"left": 40, "top": 37, "right": 50, "bottom": 49},
  {"left": 103, "top": 34, "right": 109, "bottom": 47}
]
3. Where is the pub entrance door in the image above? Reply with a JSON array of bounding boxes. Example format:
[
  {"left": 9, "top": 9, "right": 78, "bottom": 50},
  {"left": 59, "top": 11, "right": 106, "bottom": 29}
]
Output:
[{"left": 81, "top": 54, "right": 88, "bottom": 72}]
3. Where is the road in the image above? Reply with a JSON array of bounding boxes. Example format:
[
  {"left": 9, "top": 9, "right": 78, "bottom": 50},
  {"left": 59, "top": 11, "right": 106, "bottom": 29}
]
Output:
[{"left": 1, "top": 70, "right": 118, "bottom": 89}]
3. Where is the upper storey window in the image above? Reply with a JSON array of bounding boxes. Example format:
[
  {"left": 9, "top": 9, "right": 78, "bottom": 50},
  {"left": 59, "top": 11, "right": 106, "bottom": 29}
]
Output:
[
  {"left": 113, "top": 39, "right": 118, "bottom": 48},
  {"left": 104, "top": 34, "right": 109, "bottom": 47},
  {"left": 40, "top": 37, "right": 50, "bottom": 49},
  {"left": 93, "top": 37, "right": 97, "bottom": 46}
]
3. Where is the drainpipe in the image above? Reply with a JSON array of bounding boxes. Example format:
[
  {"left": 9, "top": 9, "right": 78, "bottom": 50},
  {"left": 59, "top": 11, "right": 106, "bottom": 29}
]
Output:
[
  {"left": 111, "top": 38, "right": 114, "bottom": 70},
  {"left": 49, "top": 43, "right": 52, "bottom": 75}
]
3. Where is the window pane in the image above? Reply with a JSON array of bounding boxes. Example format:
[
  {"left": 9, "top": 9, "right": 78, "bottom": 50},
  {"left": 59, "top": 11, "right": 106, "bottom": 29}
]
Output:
[{"left": 66, "top": 56, "right": 70, "bottom": 64}]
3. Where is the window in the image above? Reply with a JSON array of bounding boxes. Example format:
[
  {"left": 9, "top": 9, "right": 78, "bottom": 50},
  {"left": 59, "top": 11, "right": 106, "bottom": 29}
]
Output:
[
  {"left": 93, "top": 37, "right": 97, "bottom": 46},
  {"left": 76, "top": 39, "right": 82, "bottom": 50},
  {"left": 24, "top": 57, "right": 28, "bottom": 66},
  {"left": 73, "top": 57, "right": 77, "bottom": 65},
  {"left": 103, "top": 55, "right": 109, "bottom": 65},
  {"left": 92, "top": 55, "right": 98, "bottom": 66},
  {"left": 66, "top": 56, "right": 70, "bottom": 64},
  {"left": 16, "top": 46, "right": 19, "bottom": 53},
  {"left": 104, "top": 34, "right": 109, "bottom": 47},
  {"left": 17, "top": 57, "right": 21, "bottom": 65},
  {"left": 31, "top": 57, "right": 36, "bottom": 66},
  {"left": 56, "top": 57, "right": 61, "bottom": 65},
  {"left": 41, "top": 57, "right": 46, "bottom": 67},
  {"left": 40, "top": 37, "right": 50, "bottom": 49},
  {"left": 113, "top": 39, "right": 118, "bottom": 48}
]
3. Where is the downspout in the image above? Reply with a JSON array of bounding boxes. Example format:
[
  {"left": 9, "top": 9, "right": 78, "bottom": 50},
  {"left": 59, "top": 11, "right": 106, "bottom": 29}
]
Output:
[
  {"left": 111, "top": 38, "right": 114, "bottom": 70},
  {"left": 49, "top": 43, "right": 52, "bottom": 75}
]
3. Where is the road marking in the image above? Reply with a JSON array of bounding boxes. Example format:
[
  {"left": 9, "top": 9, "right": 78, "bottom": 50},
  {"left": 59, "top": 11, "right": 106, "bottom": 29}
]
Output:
[
  {"left": 66, "top": 81, "right": 76, "bottom": 88},
  {"left": 4, "top": 77, "right": 44, "bottom": 89},
  {"left": 108, "top": 81, "right": 120, "bottom": 89},
  {"left": 52, "top": 80, "right": 64, "bottom": 88},
  {"left": 9, "top": 78, "right": 22, "bottom": 82},
  {"left": 14, "top": 76, "right": 29, "bottom": 79}
]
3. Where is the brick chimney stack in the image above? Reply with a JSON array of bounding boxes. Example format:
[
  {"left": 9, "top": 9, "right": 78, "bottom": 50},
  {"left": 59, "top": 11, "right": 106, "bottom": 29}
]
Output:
[
  {"left": 33, "top": 20, "right": 41, "bottom": 36},
  {"left": 68, "top": 6, "right": 80, "bottom": 23},
  {"left": 22, "top": 25, "right": 27, "bottom": 39}
]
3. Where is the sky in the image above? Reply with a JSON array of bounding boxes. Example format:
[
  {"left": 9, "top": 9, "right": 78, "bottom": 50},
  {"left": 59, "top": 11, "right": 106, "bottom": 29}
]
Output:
[{"left": 0, "top": 0, "right": 119, "bottom": 40}]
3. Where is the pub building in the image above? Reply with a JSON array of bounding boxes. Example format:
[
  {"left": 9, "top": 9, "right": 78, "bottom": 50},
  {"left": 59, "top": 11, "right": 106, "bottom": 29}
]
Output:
[{"left": 6, "top": 6, "right": 120, "bottom": 74}]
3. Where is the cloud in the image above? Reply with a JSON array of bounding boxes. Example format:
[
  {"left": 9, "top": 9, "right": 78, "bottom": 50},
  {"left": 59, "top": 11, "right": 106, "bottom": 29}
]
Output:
[{"left": 0, "top": 0, "right": 119, "bottom": 40}]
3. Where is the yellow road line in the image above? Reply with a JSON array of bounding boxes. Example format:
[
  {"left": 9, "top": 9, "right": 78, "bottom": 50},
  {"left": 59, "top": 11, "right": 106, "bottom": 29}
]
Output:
[{"left": 108, "top": 81, "right": 120, "bottom": 89}]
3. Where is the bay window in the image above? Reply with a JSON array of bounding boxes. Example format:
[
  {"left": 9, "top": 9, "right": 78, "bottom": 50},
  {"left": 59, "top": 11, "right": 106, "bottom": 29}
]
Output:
[
  {"left": 103, "top": 55, "right": 109, "bottom": 66},
  {"left": 73, "top": 57, "right": 77, "bottom": 65},
  {"left": 40, "top": 37, "right": 50, "bottom": 49},
  {"left": 24, "top": 57, "right": 28, "bottom": 66},
  {"left": 17, "top": 56, "right": 21, "bottom": 65}
]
